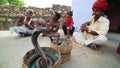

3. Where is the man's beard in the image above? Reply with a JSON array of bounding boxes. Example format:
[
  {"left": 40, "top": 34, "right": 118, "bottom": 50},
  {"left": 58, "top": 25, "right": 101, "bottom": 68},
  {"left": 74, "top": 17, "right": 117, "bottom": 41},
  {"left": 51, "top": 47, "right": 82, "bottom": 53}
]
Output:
[{"left": 94, "top": 14, "right": 100, "bottom": 18}]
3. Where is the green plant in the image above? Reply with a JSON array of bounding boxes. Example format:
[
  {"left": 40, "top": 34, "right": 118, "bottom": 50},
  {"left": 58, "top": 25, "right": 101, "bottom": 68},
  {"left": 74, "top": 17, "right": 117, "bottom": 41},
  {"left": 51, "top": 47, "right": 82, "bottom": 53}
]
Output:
[{"left": 0, "top": 0, "right": 24, "bottom": 6}]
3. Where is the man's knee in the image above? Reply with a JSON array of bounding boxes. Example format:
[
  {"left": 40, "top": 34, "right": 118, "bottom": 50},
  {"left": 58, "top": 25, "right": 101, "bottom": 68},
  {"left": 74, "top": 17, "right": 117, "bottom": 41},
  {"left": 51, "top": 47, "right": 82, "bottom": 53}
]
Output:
[
  {"left": 94, "top": 35, "right": 108, "bottom": 45},
  {"left": 98, "top": 35, "right": 107, "bottom": 42}
]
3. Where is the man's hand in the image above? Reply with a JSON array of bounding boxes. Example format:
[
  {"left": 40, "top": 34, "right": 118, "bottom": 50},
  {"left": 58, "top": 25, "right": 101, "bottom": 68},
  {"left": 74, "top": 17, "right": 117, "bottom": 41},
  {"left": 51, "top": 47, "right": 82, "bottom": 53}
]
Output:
[
  {"left": 17, "top": 23, "right": 23, "bottom": 26},
  {"left": 80, "top": 24, "right": 89, "bottom": 32},
  {"left": 24, "top": 23, "right": 28, "bottom": 27},
  {"left": 66, "top": 35, "right": 70, "bottom": 39}
]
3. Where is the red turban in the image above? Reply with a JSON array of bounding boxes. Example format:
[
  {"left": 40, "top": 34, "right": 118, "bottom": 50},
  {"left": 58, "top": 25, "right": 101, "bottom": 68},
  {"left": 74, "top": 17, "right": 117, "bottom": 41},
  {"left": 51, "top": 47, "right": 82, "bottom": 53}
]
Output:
[
  {"left": 92, "top": 0, "right": 108, "bottom": 10},
  {"left": 97, "top": 0, "right": 106, "bottom": 1}
]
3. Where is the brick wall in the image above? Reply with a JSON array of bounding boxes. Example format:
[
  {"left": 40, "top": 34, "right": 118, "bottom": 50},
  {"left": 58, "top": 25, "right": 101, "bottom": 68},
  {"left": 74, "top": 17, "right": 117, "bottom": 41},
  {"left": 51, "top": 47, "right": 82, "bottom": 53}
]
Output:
[{"left": 0, "top": 4, "right": 71, "bottom": 30}]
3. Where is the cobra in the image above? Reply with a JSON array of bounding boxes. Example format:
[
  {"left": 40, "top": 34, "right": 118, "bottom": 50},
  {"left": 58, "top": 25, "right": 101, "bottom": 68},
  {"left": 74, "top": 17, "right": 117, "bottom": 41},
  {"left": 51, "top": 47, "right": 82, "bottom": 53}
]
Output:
[{"left": 27, "top": 25, "right": 58, "bottom": 68}]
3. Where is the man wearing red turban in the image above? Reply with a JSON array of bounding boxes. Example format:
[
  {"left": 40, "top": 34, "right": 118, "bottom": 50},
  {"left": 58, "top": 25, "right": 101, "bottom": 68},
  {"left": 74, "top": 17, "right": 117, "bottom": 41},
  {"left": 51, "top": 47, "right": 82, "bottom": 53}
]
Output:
[{"left": 73, "top": 0, "right": 110, "bottom": 49}]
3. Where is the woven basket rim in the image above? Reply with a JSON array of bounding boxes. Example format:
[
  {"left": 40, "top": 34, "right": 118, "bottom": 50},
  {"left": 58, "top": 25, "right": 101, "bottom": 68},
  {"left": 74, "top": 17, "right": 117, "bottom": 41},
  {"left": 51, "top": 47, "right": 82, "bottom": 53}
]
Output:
[{"left": 22, "top": 47, "right": 61, "bottom": 68}]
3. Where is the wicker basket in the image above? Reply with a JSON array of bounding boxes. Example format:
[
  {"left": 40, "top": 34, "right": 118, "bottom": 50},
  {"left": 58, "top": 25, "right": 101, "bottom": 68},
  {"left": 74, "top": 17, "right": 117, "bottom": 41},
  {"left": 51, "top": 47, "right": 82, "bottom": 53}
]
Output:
[
  {"left": 61, "top": 52, "right": 71, "bottom": 63},
  {"left": 50, "top": 38, "right": 73, "bottom": 63},
  {"left": 22, "top": 47, "right": 61, "bottom": 68}
]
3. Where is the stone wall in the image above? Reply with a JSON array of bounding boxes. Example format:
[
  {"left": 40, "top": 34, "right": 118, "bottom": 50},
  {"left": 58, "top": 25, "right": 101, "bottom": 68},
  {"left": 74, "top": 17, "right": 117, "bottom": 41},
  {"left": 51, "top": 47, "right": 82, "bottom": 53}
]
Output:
[{"left": 0, "top": 4, "right": 71, "bottom": 30}]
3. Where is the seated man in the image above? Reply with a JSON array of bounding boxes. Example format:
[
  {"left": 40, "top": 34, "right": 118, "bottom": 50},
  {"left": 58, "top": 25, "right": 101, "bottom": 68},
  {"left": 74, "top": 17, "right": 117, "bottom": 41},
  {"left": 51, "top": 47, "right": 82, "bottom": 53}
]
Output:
[
  {"left": 13, "top": 9, "right": 35, "bottom": 37},
  {"left": 73, "top": 0, "right": 109, "bottom": 49},
  {"left": 36, "top": 10, "right": 61, "bottom": 37}
]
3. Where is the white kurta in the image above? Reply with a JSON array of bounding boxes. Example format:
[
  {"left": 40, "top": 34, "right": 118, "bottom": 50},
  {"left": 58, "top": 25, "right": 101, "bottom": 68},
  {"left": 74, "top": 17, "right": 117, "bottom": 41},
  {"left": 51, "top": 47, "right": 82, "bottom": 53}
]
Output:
[{"left": 73, "top": 15, "right": 110, "bottom": 45}]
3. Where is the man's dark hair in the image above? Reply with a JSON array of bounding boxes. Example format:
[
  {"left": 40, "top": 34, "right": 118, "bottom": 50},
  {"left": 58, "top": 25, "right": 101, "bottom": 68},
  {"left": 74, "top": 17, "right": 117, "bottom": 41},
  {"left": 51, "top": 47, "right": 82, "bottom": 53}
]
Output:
[{"left": 55, "top": 12, "right": 61, "bottom": 20}]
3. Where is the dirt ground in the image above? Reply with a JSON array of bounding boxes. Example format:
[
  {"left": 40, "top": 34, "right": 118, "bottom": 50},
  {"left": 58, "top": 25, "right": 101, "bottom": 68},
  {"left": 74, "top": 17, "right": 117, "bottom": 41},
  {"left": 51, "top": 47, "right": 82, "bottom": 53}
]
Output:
[{"left": 0, "top": 30, "right": 120, "bottom": 68}]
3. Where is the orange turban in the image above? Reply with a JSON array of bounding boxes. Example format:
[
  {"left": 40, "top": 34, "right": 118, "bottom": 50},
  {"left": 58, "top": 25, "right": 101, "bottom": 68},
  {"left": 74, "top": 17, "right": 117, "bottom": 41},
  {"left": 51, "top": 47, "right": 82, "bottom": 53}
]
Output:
[{"left": 92, "top": 0, "right": 108, "bottom": 10}]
